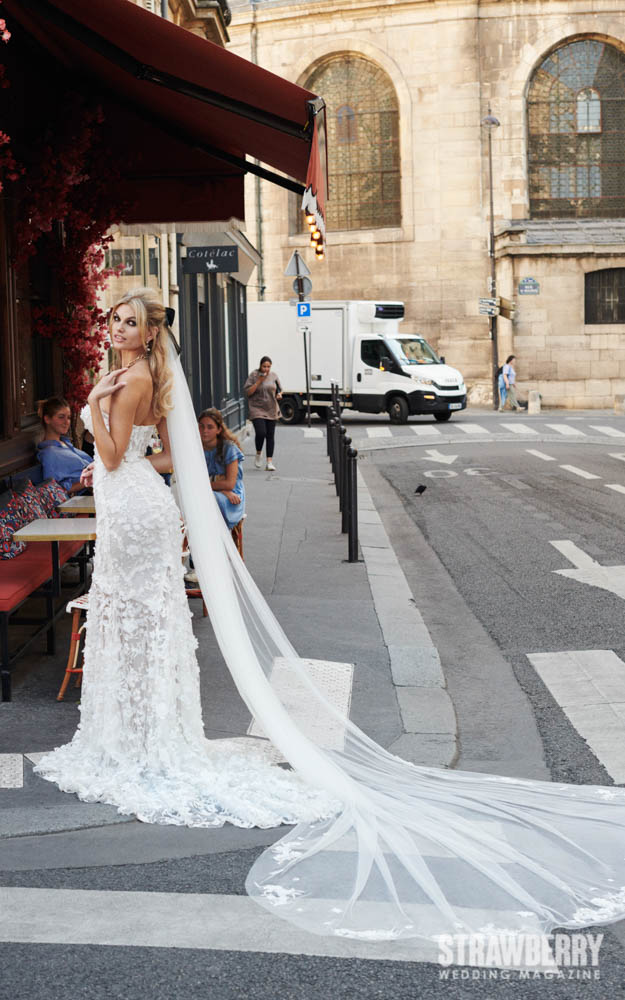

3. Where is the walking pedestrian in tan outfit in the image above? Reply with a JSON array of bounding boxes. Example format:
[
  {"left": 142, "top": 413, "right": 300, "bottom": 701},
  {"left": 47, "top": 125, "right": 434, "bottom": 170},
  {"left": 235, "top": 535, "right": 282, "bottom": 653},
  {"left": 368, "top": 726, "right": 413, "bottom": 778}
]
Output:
[{"left": 243, "top": 356, "right": 283, "bottom": 471}]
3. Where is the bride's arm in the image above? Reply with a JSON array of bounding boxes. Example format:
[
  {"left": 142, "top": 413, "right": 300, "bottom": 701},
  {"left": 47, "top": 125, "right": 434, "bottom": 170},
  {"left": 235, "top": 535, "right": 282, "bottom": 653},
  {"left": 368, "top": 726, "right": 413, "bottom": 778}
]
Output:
[
  {"left": 88, "top": 370, "right": 143, "bottom": 471},
  {"left": 147, "top": 417, "right": 173, "bottom": 474}
]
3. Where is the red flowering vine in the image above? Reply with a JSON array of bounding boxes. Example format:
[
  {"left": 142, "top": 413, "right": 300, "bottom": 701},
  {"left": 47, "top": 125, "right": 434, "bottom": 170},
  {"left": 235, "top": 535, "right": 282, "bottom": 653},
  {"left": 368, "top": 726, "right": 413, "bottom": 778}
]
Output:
[
  {"left": 1, "top": 12, "right": 124, "bottom": 414},
  {"left": 13, "top": 94, "right": 125, "bottom": 412}
]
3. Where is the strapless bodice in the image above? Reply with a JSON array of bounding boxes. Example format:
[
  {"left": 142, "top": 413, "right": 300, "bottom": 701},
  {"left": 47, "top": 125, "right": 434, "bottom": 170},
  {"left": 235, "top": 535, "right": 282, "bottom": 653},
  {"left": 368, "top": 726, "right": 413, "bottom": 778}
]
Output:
[{"left": 80, "top": 404, "right": 155, "bottom": 460}]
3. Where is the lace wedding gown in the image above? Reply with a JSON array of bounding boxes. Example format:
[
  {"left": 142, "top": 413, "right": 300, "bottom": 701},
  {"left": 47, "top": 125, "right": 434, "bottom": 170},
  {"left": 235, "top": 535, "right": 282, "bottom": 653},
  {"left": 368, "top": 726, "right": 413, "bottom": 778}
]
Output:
[
  {"left": 34, "top": 351, "right": 625, "bottom": 948},
  {"left": 34, "top": 409, "right": 334, "bottom": 828}
]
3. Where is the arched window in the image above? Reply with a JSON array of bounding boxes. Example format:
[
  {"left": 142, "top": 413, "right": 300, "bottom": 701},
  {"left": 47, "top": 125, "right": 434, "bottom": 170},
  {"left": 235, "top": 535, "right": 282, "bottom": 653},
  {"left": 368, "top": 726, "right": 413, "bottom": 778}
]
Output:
[
  {"left": 527, "top": 39, "right": 625, "bottom": 217},
  {"left": 585, "top": 268, "right": 625, "bottom": 323},
  {"left": 303, "top": 56, "right": 401, "bottom": 231}
]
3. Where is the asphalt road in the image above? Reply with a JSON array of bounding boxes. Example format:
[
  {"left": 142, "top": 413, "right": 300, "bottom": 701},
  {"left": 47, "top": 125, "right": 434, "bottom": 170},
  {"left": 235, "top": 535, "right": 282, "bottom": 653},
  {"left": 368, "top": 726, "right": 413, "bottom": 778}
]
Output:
[{"left": 3, "top": 410, "right": 625, "bottom": 999}]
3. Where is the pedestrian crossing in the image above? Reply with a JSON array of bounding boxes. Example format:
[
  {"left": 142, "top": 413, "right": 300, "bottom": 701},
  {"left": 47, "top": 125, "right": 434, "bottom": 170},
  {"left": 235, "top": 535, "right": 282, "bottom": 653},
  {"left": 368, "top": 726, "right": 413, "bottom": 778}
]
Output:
[{"left": 311, "top": 419, "right": 625, "bottom": 444}]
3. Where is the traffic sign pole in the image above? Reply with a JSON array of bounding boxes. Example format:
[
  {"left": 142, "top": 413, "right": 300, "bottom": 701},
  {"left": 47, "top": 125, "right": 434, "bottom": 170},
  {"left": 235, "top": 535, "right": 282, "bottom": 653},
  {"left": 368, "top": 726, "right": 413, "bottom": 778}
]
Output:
[{"left": 292, "top": 251, "right": 312, "bottom": 427}]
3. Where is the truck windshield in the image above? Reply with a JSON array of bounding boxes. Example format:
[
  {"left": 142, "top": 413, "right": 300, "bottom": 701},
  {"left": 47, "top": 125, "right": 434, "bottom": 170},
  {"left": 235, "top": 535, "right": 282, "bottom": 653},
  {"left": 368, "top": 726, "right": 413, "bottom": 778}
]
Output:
[{"left": 391, "top": 338, "right": 440, "bottom": 365}]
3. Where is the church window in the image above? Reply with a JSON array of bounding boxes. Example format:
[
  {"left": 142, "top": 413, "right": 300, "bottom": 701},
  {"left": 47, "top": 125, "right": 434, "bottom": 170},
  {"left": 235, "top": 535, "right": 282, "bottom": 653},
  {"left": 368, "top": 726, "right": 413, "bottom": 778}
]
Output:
[{"left": 528, "top": 40, "right": 625, "bottom": 217}]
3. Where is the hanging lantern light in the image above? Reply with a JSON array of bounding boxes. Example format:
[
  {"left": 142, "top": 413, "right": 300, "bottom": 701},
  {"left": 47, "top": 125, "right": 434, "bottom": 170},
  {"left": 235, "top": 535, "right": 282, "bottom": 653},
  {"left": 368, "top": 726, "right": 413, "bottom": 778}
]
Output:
[
  {"left": 305, "top": 214, "right": 315, "bottom": 226},
  {"left": 311, "top": 229, "right": 321, "bottom": 242}
]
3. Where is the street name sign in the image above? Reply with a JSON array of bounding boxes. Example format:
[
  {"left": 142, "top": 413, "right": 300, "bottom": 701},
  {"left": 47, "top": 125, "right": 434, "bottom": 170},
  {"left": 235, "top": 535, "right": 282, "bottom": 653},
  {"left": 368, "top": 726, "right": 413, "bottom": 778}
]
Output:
[
  {"left": 518, "top": 277, "right": 540, "bottom": 295},
  {"left": 182, "top": 246, "right": 239, "bottom": 273},
  {"left": 478, "top": 297, "right": 499, "bottom": 316}
]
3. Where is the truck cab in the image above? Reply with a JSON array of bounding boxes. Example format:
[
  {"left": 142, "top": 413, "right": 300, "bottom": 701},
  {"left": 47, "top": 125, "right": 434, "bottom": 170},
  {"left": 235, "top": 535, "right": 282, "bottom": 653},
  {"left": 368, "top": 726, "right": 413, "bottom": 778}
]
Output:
[
  {"left": 347, "top": 306, "right": 466, "bottom": 423},
  {"left": 382, "top": 333, "right": 467, "bottom": 422}
]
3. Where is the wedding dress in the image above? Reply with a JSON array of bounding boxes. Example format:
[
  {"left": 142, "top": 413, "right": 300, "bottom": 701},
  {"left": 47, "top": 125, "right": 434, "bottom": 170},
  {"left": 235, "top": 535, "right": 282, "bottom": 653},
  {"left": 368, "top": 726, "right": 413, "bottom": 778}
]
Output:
[
  {"left": 34, "top": 410, "right": 335, "bottom": 829},
  {"left": 36, "top": 343, "right": 625, "bottom": 948}
]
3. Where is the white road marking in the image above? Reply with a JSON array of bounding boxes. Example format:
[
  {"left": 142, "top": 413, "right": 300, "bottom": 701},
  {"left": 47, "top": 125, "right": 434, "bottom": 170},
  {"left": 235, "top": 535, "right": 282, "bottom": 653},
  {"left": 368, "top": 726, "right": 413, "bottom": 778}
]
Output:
[
  {"left": 411, "top": 425, "right": 441, "bottom": 437},
  {"left": 455, "top": 423, "right": 489, "bottom": 435},
  {"left": 422, "top": 449, "right": 458, "bottom": 465},
  {"left": 609, "top": 453, "right": 625, "bottom": 463},
  {"left": 0, "top": 887, "right": 552, "bottom": 966},
  {"left": 0, "top": 754, "right": 23, "bottom": 789},
  {"left": 499, "top": 475, "right": 531, "bottom": 490},
  {"left": 527, "top": 650, "right": 625, "bottom": 782},
  {"left": 546, "top": 423, "right": 586, "bottom": 436},
  {"left": 590, "top": 425, "right": 625, "bottom": 438},
  {"left": 303, "top": 427, "right": 323, "bottom": 439},
  {"left": 500, "top": 422, "right": 538, "bottom": 435},
  {"left": 606, "top": 484, "right": 625, "bottom": 495},
  {"left": 559, "top": 465, "right": 600, "bottom": 480},
  {"left": 550, "top": 540, "right": 625, "bottom": 598},
  {"left": 366, "top": 426, "right": 393, "bottom": 438},
  {"left": 526, "top": 449, "right": 556, "bottom": 462}
]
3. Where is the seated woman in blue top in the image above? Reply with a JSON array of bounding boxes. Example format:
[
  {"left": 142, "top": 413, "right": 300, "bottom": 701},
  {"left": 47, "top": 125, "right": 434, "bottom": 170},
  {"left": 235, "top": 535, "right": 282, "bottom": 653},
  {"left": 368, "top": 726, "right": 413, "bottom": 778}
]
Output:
[
  {"left": 198, "top": 407, "right": 245, "bottom": 530},
  {"left": 36, "top": 396, "right": 92, "bottom": 495}
]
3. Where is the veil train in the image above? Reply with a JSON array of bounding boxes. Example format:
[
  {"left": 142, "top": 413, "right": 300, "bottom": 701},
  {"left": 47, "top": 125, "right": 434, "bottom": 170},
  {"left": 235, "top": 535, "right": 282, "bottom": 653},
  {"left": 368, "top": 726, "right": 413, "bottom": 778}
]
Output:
[{"left": 167, "top": 341, "right": 625, "bottom": 945}]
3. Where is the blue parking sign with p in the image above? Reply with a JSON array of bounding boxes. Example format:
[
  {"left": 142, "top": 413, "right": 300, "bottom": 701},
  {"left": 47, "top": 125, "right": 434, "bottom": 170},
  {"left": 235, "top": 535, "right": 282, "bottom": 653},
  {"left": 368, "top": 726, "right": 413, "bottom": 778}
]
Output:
[{"left": 297, "top": 302, "right": 311, "bottom": 318}]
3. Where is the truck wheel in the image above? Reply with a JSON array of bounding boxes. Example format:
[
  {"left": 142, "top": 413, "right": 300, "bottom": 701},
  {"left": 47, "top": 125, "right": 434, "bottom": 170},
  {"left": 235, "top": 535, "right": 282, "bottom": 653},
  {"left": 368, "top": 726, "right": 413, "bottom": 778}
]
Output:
[
  {"left": 434, "top": 412, "right": 452, "bottom": 422},
  {"left": 279, "top": 396, "right": 303, "bottom": 425},
  {"left": 387, "top": 396, "right": 409, "bottom": 424}
]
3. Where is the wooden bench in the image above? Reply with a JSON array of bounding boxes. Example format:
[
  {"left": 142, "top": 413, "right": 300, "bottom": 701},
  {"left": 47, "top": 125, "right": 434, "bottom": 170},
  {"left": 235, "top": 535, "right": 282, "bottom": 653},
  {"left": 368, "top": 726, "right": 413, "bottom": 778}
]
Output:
[{"left": 0, "top": 466, "right": 86, "bottom": 701}]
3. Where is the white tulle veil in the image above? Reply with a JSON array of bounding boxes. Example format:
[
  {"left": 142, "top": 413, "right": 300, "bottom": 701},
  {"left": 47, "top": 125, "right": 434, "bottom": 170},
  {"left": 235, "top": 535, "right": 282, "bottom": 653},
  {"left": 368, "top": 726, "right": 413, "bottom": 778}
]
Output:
[{"left": 167, "top": 340, "right": 625, "bottom": 945}]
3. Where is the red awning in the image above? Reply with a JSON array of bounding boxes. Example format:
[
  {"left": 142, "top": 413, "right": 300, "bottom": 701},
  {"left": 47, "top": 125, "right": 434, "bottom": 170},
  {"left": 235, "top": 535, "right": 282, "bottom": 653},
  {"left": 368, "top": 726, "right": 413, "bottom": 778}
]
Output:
[{"left": 4, "top": 0, "right": 326, "bottom": 227}]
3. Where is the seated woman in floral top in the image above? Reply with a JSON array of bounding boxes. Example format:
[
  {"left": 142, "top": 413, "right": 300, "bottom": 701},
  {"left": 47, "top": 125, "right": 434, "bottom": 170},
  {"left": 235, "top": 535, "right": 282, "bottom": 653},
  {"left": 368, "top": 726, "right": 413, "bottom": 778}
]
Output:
[
  {"left": 36, "top": 397, "right": 92, "bottom": 495},
  {"left": 197, "top": 408, "right": 245, "bottom": 530}
]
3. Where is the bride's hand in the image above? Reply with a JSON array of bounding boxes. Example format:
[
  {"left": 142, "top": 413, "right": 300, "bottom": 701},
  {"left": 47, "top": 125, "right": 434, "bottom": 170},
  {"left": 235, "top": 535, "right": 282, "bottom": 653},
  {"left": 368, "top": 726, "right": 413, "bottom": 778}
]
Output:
[
  {"left": 88, "top": 369, "right": 128, "bottom": 404},
  {"left": 80, "top": 462, "right": 95, "bottom": 488}
]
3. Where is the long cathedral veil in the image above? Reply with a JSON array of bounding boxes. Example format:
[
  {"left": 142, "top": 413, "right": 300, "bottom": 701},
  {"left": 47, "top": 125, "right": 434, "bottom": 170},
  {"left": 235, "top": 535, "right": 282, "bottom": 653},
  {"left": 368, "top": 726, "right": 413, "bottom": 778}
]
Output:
[{"left": 167, "top": 341, "right": 625, "bottom": 944}]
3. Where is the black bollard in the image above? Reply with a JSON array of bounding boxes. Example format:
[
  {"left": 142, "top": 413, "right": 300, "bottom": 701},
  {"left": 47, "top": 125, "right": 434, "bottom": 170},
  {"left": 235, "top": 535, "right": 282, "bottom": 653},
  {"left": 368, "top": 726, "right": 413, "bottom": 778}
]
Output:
[
  {"left": 347, "top": 447, "right": 359, "bottom": 561},
  {"left": 328, "top": 418, "right": 340, "bottom": 495},
  {"left": 341, "top": 435, "right": 352, "bottom": 532},
  {"left": 326, "top": 408, "right": 334, "bottom": 458},
  {"left": 338, "top": 426, "right": 347, "bottom": 508}
]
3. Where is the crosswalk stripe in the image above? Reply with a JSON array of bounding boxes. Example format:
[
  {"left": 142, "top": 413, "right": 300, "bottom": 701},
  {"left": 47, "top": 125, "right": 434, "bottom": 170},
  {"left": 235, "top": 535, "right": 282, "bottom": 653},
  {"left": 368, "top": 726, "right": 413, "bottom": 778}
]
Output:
[
  {"left": 526, "top": 449, "right": 556, "bottom": 461},
  {"left": 410, "top": 425, "right": 441, "bottom": 437},
  {"left": 0, "top": 754, "right": 23, "bottom": 788},
  {"left": 559, "top": 465, "right": 600, "bottom": 480},
  {"left": 0, "top": 887, "right": 552, "bottom": 966},
  {"left": 606, "top": 484, "right": 625, "bottom": 495},
  {"left": 527, "top": 650, "right": 625, "bottom": 782},
  {"left": 303, "top": 427, "right": 323, "bottom": 439},
  {"left": 501, "top": 422, "right": 538, "bottom": 435},
  {"left": 366, "top": 426, "right": 393, "bottom": 438},
  {"left": 545, "top": 423, "right": 586, "bottom": 436},
  {"left": 454, "top": 423, "right": 489, "bottom": 435},
  {"left": 590, "top": 425, "right": 625, "bottom": 438}
]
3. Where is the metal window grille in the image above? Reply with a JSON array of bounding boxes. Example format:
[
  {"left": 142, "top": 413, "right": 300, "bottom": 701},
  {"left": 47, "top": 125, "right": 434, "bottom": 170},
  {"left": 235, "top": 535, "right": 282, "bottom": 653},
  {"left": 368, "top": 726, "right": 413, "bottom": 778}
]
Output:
[
  {"left": 585, "top": 268, "right": 625, "bottom": 323},
  {"left": 528, "top": 39, "right": 625, "bottom": 218},
  {"left": 302, "top": 56, "right": 401, "bottom": 231}
]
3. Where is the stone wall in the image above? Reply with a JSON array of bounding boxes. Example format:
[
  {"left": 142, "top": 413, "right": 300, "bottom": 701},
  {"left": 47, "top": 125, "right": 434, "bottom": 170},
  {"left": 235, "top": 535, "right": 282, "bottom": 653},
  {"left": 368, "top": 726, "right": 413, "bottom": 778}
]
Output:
[{"left": 228, "top": 0, "right": 625, "bottom": 407}]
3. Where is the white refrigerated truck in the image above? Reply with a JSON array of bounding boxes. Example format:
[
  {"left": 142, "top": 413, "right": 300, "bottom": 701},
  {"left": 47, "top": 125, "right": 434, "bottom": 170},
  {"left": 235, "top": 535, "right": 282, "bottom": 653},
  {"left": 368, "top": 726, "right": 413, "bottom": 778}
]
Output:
[{"left": 247, "top": 300, "right": 467, "bottom": 424}]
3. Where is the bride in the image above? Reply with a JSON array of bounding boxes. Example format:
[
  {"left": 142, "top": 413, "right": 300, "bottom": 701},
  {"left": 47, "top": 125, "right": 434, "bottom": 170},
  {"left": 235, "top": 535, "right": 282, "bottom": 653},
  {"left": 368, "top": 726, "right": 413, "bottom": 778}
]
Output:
[{"left": 36, "top": 288, "right": 625, "bottom": 947}]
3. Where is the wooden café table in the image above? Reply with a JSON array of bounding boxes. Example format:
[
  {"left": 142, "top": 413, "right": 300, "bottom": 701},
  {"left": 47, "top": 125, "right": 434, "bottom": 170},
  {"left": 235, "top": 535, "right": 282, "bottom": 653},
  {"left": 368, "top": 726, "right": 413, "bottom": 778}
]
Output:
[
  {"left": 13, "top": 518, "right": 97, "bottom": 597},
  {"left": 57, "top": 494, "right": 96, "bottom": 516}
]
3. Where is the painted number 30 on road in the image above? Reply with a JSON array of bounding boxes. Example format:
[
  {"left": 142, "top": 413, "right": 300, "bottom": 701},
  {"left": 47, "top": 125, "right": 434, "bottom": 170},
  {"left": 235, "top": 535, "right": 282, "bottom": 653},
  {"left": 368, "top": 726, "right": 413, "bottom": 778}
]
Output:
[{"left": 424, "top": 468, "right": 496, "bottom": 478}]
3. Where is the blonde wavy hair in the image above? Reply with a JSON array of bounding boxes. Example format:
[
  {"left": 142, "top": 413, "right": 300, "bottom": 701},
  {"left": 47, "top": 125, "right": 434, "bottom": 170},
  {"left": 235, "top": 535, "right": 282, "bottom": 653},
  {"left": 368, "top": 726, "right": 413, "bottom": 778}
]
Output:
[{"left": 110, "top": 288, "right": 173, "bottom": 419}]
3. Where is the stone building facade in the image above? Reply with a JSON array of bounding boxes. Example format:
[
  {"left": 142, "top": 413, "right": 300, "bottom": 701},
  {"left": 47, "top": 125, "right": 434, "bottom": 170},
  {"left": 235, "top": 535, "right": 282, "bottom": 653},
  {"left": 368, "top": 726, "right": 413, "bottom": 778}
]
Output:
[{"left": 228, "top": 0, "right": 625, "bottom": 408}]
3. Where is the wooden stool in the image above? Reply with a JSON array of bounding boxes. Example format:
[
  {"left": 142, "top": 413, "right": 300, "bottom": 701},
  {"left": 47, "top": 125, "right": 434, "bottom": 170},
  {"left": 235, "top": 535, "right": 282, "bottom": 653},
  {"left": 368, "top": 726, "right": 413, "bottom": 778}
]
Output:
[
  {"left": 231, "top": 519, "right": 244, "bottom": 558},
  {"left": 186, "top": 520, "right": 244, "bottom": 616},
  {"left": 57, "top": 591, "right": 89, "bottom": 701}
]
